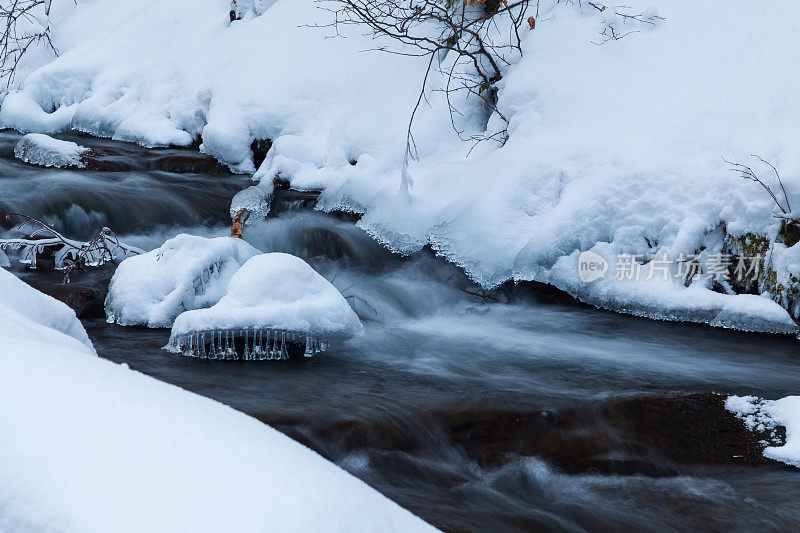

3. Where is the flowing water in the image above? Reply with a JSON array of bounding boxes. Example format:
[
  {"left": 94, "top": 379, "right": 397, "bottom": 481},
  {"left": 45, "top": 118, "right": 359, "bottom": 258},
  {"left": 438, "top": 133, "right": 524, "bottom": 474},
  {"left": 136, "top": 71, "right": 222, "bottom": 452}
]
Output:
[{"left": 3, "top": 132, "right": 800, "bottom": 532}]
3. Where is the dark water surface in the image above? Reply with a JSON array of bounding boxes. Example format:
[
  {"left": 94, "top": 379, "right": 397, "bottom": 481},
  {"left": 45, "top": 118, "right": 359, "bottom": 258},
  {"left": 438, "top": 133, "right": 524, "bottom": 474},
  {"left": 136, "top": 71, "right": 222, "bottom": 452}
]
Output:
[{"left": 4, "top": 132, "right": 800, "bottom": 532}]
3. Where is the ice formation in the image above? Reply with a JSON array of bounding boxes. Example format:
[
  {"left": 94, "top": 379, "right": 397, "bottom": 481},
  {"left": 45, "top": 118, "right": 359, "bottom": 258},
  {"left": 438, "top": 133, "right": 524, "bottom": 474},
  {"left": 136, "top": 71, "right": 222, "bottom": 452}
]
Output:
[
  {"left": 13, "top": 133, "right": 89, "bottom": 168},
  {"left": 168, "top": 252, "right": 363, "bottom": 359},
  {"left": 106, "top": 234, "right": 260, "bottom": 327},
  {"left": 229, "top": 183, "right": 272, "bottom": 220}
]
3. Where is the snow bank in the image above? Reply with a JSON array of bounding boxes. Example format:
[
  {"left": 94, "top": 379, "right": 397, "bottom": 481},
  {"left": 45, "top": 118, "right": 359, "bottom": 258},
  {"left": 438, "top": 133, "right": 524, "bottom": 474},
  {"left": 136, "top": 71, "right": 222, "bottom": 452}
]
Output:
[
  {"left": 0, "top": 267, "right": 93, "bottom": 350},
  {"left": 541, "top": 244, "right": 799, "bottom": 334},
  {"left": 0, "top": 271, "right": 433, "bottom": 532},
  {"left": 726, "top": 395, "right": 800, "bottom": 468},
  {"left": 168, "top": 252, "right": 363, "bottom": 357},
  {"left": 105, "top": 234, "right": 260, "bottom": 327},
  {"left": 5, "top": 0, "right": 800, "bottom": 330},
  {"left": 13, "top": 133, "right": 89, "bottom": 168}
]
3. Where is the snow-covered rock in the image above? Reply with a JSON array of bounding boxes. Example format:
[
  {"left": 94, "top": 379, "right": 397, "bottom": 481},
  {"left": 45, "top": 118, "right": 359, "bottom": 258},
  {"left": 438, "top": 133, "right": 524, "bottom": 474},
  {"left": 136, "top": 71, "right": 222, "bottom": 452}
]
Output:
[
  {"left": 0, "top": 270, "right": 433, "bottom": 532},
  {"left": 229, "top": 183, "right": 272, "bottom": 220},
  {"left": 168, "top": 252, "right": 363, "bottom": 358},
  {"left": 105, "top": 234, "right": 260, "bottom": 328},
  {"left": 13, "top": 133, "right": 89, "bottom": 168},
  {"left": 726, "top": 395, "right": 800, "bottom": 468}
]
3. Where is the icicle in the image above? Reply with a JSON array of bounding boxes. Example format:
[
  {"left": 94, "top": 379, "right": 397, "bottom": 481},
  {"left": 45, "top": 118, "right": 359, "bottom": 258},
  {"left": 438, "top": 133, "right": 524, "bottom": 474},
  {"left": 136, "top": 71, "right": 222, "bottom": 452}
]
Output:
[
  {"left": 319, "top": 342, "right": 328, "bottom": 352},
  {"left": 279, "top": 331, "right": 288, "bottom": 360},
  {"left": 258, "top": 329, "right": 267, "bottom": 360},
  {"left": 230, "top": 330, "right": 239, "bottom": 360},
  {"left": 209, "top": 331, "right": 219, "bottom": 360},
  {"left": 200, "top": 331, "right": 206, "bottom": 358},
  {"left": 304, "top": 336, "right": 313, "bottom": 358},
  {"left": 227, "top": 330, "right": 234, "bottom": 360},
  {"left": 186, "top": 333, "right": 194, "bottom": 357},
  {"left": 243, "top": 329, "right": 250, "bottom": 360},
  {"left": 267, "top": 329, "right": 276, "bottom": 360}
]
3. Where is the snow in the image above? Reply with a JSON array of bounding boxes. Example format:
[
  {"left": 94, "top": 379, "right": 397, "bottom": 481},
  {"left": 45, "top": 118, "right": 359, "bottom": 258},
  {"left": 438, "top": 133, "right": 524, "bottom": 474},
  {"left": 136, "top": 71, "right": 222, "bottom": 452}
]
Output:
[
  {"left": 13, "top": 133, "right": 89, "bottom": 168},
  {"left": 105, "top": 234, "right": 260, "bottom": 327},
  {"left": 540, "top": 243, "right": 799, "bottom": 334},
  {"left": 0, "top": 267, "right": 93, "bottom": 350},
  {"left": 0, "top": 271, "right": 434, "bottom": 532},
  {"left": 169, "top": 252, "right": 363, "bottom": 353},
  {"left": 726, "top": 395, "right": 800, "bottom": 468},
  {"left": 4, "top": 0, "right": 800, "bottom": 330}
]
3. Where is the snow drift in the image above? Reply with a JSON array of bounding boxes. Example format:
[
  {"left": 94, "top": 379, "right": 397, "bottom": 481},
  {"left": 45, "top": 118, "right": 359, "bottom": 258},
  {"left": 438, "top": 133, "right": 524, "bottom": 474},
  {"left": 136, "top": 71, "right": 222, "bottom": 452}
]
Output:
[
  {"left": 0, "top": 268, "right": 433, "bottom": 532},
  {"left": 4, "top": 0, "right": 800, "bottom": 331}
]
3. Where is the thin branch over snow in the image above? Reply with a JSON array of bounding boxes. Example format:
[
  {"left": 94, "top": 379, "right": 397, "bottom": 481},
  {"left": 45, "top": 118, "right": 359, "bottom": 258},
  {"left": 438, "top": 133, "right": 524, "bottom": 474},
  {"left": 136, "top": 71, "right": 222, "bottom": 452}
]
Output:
[
  {"left": 0, "top": 0, "right": 70, "bottom": 87},
  {"left": 724, "top": 155, "right": 799, "bottom": 226},
  {"left": 313, "top": 0, "right": 531, "bottom": 197}
]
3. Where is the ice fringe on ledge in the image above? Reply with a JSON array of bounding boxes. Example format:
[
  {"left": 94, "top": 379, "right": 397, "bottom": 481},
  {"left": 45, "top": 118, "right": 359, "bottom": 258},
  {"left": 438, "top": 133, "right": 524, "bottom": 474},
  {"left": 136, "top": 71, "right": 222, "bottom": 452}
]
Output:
[
  {"left": 168, "top": 328, "right": 326, "bottom": 359},
  {"left": 167, "top": 252, "right": 363, "bottom": 359}
]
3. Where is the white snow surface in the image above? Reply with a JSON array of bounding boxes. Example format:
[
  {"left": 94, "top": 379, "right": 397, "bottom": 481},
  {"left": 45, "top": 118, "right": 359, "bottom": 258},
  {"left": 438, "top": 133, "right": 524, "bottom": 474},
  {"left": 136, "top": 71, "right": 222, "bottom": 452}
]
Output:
[
  {"left": 0, "top": 271, "right": 433, "bottom": 532},
  {"left": 543, "top": 244, "right": 799, "bottom": 334},
  {"left": 13, "top": 133, "right": 88, "bottom": 168},
  {"left": 105, "top": 234, "right": 260, "bottom": 327},
  {"left": 170, "top": 252, "right": 364, "bottom": 342},
  {"left": 0, "top": 267, "right": 93, "bottom": 350},
  {"left": 4, "top": 0, "right": 800, "bottom": 329},
  {"left": 726, "top": 395, "right": 800, "bottom": 468}
]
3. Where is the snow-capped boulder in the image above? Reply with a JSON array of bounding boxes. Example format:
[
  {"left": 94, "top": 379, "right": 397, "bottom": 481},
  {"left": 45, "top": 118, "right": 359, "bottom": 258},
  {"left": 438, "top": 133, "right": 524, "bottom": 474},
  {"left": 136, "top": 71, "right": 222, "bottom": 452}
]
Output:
[
  {"left": 106, "top": 234, "right": 260, "bottom": 328},
  {"left": 168, "top": 252, "right": 363, "bottom": 359},
  {"left": 14, "top": 133, "right": 90, "bottom": 169}
]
